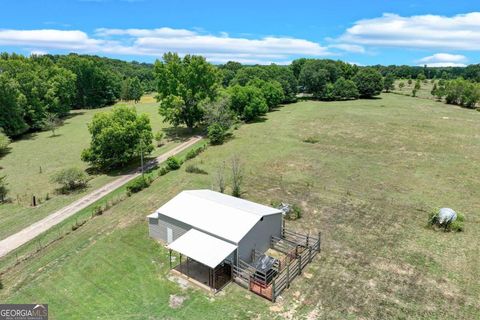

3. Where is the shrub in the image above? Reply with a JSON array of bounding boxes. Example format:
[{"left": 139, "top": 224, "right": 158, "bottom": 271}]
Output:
[
  {"left": 0, "top": 175, "right": 8, "bottom": 203},
  {"left": 154, "top": 131, "right": 164, "bottom": 147},
  {"left": 303, "top": 136, "right": 320, "bottom": 144},
  {"left": 286, "top": 204, "right": 302, "bottom": 220},
  {"left": 158, "top": 166, "right": 170, "bottom": 176},
  {"left": 126, "top": 174, "right": 153, "bottom": 195},
  {"left": 93, "top": 205, "right": 104, "bottom": 216},
  {"left": 185, "top": 164, "right": 208, "bottom": 174},
  {"left": 353, "top": 68, "right": 384, "bottom": 98},
  {"left": 51, "top": 167, "right": 88, "bottom": 192},
  {"left": 208, "top": 123, "right": 227, "bottom": 145},
  {"left": 166, "top": 156, "right": 181, "bottom": 170},
  {"left": 0, "top": 132, "right": 10, "bottom": 155},
  {"left": 185, "top": 145, "right": 206, "bottom": 160}
]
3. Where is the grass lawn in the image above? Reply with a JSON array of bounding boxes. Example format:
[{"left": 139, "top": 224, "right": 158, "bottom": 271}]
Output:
[
  {"left": 0, "top": 94, "right": 183, "bottom": 239},
  {"left": 393, "top": 79, "right": 436, "bottom": 100},
  {"left": 1, "top": 93, "right": 479, "bottom": 319}
]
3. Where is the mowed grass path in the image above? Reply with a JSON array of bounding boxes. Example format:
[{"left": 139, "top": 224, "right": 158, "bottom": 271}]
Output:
[
  {"left": 0, "top": 95, "right": 179, "bottom": 239},
  {"left": 1, "top": 94, "right": 479, "bottom": 319}
]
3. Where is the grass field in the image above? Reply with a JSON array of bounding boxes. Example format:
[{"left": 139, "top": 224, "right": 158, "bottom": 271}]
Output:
[
  {"left": 1, "top": 93, "right": 479, "bottom": 319},
  {"left": 393, "top": 79, "right": 436, "bottom": 100},
  {"left": 0, "top": 94, "right": 182, "bottom": 239}
]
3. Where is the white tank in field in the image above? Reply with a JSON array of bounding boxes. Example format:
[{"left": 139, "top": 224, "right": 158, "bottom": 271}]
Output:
[{"left": 437, "top": 208, "right": 457, "bottom": 225}]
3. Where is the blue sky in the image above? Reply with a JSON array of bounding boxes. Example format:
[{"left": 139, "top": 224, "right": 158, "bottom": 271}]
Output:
[{"left": 1, "top": 0, "right": 479, "bottom": 66}]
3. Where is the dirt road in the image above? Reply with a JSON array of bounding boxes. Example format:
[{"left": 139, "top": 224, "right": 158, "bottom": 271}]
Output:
[{"left": 0, "top": 136, "right": 202, "bottom": 258}]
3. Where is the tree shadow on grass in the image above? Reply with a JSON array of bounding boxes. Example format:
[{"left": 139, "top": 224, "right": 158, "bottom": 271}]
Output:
[{"left": 163, "top": 126, "right": 205, "bottom": 142}]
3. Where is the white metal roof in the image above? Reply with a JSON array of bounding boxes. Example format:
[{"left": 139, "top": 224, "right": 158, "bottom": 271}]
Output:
[
  {"left": 151, "top": 190, "right": 282, "bottom": 243},
  {"left": 167, "top": 229, "right": 237, "bottom": 268}
]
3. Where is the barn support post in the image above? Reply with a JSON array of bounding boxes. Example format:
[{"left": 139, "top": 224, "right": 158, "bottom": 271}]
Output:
[
  {"left": 169, "top": 249, "right": 172, "bottom": 269},
  {"left": 306, "top": 233, "right": 309, "bottom": 247},
  {"left": 187, "top": 257, "right": 190, "bottom": 278},
  {"left": 212, "top": 267, "right": 216, "bottom": 290}
]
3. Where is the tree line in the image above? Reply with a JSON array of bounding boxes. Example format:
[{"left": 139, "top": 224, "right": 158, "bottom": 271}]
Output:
[{"left": 0, "top": 53, "right": 153, "bottom": 137}]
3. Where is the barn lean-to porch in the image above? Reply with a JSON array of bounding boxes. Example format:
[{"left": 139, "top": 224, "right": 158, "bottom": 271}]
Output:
[{"left": 167, "top": 228, "right": 237, "bottom": 292}]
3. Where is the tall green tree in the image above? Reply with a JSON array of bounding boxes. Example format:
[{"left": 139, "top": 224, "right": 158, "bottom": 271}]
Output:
[
  {"left": 155, "top": 53, "right": 218, "bottom": 128},
  {"left": 81, "top": 106, "right": 153, "bottom": 169},
  {"left": 129, "top": 77, "right": 143, "bottom": 103},
  {"left": 229, "top": 85, "right": 268, "bottom": 121},
  {"left": 0, "top": 74, "right": 28, "bottom": 136},
  {"left": 383, "top": 73, "right": 395, "bottom": 92},
  {"left": 353, "top": 68, "right": 384, "bottom": 98}
]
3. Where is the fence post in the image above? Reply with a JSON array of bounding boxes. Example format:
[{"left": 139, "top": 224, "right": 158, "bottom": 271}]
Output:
[
  {"left": 271, "top": 279, "right": 276, "bottom": 303},
  {"left": 286, "top": 263, "right": 290, "bottom": 288},
  {"left": 298, "top": 253, "right": 302, "bottom": 275},
  {"left": 317, "top": 232, "right": 321, "bottom": 253},
  {"left": 308, "top": 246, "right": 312, "bottom": 262}
]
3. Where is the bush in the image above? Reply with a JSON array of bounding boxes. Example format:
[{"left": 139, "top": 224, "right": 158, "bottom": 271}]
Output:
[
  {"left": 185, "top": 164, "right": 208, "bottom": 174},
  {"left": 166, "top": 156, "right": 181, "bottom": 170},
  {"left": 158, "top": 166, "right": 170, "bottom": 176},
  {"left": 0, "top": 175, "right": 8, "bottom": 203},
  {"left": 126, "top": 174, "right": 153, "bottom": 195},
  {"left": 51, "top": 167, "right": 88, "bottom": 192},
  {"left": 0, "top": 132, "right": 10, "bottom": 155},
  {"left": 154, "top": 131, "right": 164, "bottom": 147},
  {"left": 185, "top": 145, "right": 206, "bottom": 160},
  {"left": 303, "top": 136, "right": 320, "bottom": 144},
  {"left": 208, "top": 123, "right": 227, "bottom": 145},
  {"left": 286, "top": 204, "right": 302, "bottom": 220},
  {"left": 353, "top": 68, "right": 384, "bottom": 98}
]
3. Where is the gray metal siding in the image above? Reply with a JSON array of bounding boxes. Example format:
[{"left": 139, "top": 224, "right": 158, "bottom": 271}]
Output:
[
  {"left": 238, "top": 213, "right": 282, "bottom": 262},
  {"left": 148, "top": 214, "right": 191, "bottom": 244}
]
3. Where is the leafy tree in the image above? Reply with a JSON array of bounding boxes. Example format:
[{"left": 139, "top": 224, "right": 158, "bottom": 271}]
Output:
[
  {"left": 248, "top": 79, "right": 285, "bottom": 110},
  {"left": 81, "top": 106, "right": 153, "bottom": 169},
  {"left": 155, "top": 53, "right": 218, "bottom": 128},
  {"left": 408, "top": 79, "right": 413, "bottom": 85},
  {"left": 353, "top": 68, "right": 384, "bottom": 98},
  {"left": 0, "top": 175, "right": 8, "bottom": 202},
  {"left": 417, "top": 72, "right": 426, "bottom": 81},
  {"left": 154, "top": 131, "right": 164, "bottom": 147},
  {"left": 51, "top": 167, "right": 88, "bottom": 192},
  {"left": 231, "top": 155, "right": 243, "bottom": 198},
  {"left": 331, "top": 77, "right": 359, "bottom": 100},
  {"left": 42, "top": 113, "right": 62, "bottom": 136},
  {"left": 298, "top": 62, "right": 330, "bottom": 97},
  {"left": 58, "top": 54, "right": 120, "bottom": 108},
  {"left": 229, "top": 85, "right": 268, "bottom": 121},
  {"left": 383, "top": 73, "right": 395, "bottom": 92},
  {"left": 129, "top": 77, "right": 143, "bottom": 103},
  {"left": 399, "top": 82, "right": 405, "bottom": 89},
  {"left": 0, "top": 74, "right": 28, "bottom": 136},
  {"left": 121, "top": 77, "right": 144, "bottom": 103},
  {"left": 208, "top": 123, "right": 227, "bottom": 145},
  {"left": 202, "top": 92, "right": 235, "bottom": 130},
  {"left": 290, "top": 58, "right": 308, "bottom": 79}
]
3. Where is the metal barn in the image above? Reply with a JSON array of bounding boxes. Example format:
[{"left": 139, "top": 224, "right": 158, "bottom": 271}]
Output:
[{"left": 147, "top": 190, "right": 320, "bottom": 300}]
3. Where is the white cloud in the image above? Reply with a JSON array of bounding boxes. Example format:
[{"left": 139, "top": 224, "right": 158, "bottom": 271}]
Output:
[
  {"left": 417, "top": 53, "right": 467, "bottom": 67},
  {"left": 94, "top": 27, "right": 196, "bottom": 38},
  {"left": 338, "top": 12, "right": 480, "bottom": 51},
  {"left": 328, "top": 43, "right": 365, "bottom": 53},
  {"left": 0, "top": 27, "right": 332, "bottom": 64},
  {"left": 0, "top": 29, "right": 109, "bottom": 50}
]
